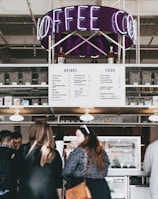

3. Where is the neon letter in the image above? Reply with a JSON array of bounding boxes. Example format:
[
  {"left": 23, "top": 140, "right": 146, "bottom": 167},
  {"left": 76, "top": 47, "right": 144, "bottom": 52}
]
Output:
[
  {"left": 64, "top": 6, "right": 75, "bottom": 31},
  {"left": 52, "top": 8, "right": 62, "bottom": 33},
  {"left": 115, "top": 10, "right": 126, "bottom": 34},
  {"left": 37, "top": 16, "right": 52, "bottom": 40},
  {"left": 77, "top": 6, "right": 88, "bottom": 30},
  {"left": 126, "top": 14, "right": 136, "bottom": 41},
  {"left": 90, "top": 6, "right": 100, "bottom": 30}
]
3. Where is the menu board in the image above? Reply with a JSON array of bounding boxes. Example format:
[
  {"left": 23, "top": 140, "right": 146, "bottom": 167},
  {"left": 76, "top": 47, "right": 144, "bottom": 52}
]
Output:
[{"left": 49, "top": 64, "right": 125, "bottom": 107}]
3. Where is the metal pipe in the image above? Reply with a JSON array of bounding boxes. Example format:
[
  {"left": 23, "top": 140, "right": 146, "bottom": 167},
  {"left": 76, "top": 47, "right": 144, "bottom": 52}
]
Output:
[
  {"left": 0, "top": 31, "right": 8, "bottom": 45},
  {"left": 26, "top": 0, "right": 37, "bottom": 29}
]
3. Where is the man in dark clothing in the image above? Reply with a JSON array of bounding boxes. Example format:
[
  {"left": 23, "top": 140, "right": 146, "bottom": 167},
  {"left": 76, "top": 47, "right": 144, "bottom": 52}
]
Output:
[
  {"left": 11, "top": 132, "right": 23, "bottom": 199},
  {"left": 0, "top": 130, "right": 14, "bottom": 199},
  {"left": 12, "top": 132, "right": 22, "bottom": 150}
]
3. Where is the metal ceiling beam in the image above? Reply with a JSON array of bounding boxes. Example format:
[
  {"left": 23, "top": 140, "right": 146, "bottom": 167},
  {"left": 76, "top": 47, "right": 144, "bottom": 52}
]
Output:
[
  {"left": 26, "top": 0, "right": 37, "bottom": 29},
  {"left": 0, "top": 31, "right": 8, "bottom": 46},
  {"left": 0, "top": 0, "right": 158, "bottom": 16}
]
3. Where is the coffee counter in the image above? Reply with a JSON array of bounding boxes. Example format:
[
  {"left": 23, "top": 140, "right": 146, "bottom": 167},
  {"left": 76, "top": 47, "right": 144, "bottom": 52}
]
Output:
[{"left": 107, "top": 169, "right": 150, "bottom": 199}]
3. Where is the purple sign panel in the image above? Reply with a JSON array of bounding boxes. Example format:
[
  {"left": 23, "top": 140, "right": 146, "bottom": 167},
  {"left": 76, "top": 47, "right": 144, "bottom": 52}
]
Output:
[{"left": 37, "top": 5, "right": 136, "bottom": 55}]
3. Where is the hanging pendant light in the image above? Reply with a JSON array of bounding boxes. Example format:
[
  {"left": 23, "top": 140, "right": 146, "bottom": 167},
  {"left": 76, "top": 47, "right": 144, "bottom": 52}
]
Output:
[
  {"left": 9, "top": 109, "right": 24, "bottom": 122},
  {"left": 148, "top": 110, "right": 158, "bottom": 122},
  {"left": 80, "top": 109, "right": 94, "bottom": 122}
]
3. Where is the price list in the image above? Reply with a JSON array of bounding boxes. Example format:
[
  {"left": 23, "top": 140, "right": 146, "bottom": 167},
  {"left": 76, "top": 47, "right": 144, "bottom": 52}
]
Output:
[
  {"left": 49, "top": 64, "right": 125, "bottom": 107},
  {"left": 94, "top": 67, "right": 124, "bottom": 106}
]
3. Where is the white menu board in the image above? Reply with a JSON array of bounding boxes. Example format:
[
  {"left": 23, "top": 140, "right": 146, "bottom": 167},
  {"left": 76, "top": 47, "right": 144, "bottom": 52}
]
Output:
[{"left": 49, "top": 64, "right": 125, "bottom": 107}]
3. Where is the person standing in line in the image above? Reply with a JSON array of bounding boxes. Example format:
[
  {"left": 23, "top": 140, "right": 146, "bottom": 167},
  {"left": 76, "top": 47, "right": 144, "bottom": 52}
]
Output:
[
  {"left": 0, "top": 130, "right": 14, "bottom": 199},
  {"left": 13, "top": 121, "right": 63, "bottom": 199},
  {"left": 11, "top": 132, "right": 22, "bottom": 199},
  {"left": 143, "top": 140, "right": 158, "bottom": 199},
  {"left": 12, "top": 132, "right": 22, "bottom": 150},
  {"left": 62, "top": 125, "right": 111, "bottom": 199}
]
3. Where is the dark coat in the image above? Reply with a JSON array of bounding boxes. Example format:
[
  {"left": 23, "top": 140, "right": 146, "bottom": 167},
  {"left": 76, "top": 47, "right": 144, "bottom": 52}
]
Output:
[{"left": 13, "top": 143, "right": 63, "bottom": 199}]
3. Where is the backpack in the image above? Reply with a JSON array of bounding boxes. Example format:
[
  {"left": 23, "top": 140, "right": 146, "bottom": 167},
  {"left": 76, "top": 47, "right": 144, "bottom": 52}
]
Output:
[{"left": 0, "top": 147, "right": 12, "bottom": 190}]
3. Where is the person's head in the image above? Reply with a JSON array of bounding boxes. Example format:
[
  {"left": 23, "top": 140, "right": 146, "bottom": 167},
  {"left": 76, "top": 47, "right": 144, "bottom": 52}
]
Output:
[
  {"left": 76, "top": 125, "right": 98, "bottom": 148},
  {"left": 0, "top": 130, "right": 13, "bottom": 147},
  {"left": 28, "top": 121, "right": 55, "bottom": 166},
  {"left": 12, "top": 132, "right": 22, "bottom": 150},
  {"left": 28, "top": 121, "right": 54, "bottom": 146}
]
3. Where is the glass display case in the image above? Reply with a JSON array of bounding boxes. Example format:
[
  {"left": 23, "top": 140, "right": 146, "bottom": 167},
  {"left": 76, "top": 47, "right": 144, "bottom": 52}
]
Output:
[
  {"left": 98, "top": 136, "right": 141, "bottom": 170},
  {"left": 64, "top": 136, "right": 141, "bottom": 170}
]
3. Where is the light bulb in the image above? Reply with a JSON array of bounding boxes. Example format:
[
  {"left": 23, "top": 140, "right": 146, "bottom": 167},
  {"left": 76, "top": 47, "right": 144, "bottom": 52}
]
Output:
[
  {"left": 148, "top": 114, "right": 158, "bottom": 122},
  {"left": 80, "top": 109, "right": 94, "bottom": 122},
  {"left": 9, "top": 109, "right": 24, "bottom": 121}
]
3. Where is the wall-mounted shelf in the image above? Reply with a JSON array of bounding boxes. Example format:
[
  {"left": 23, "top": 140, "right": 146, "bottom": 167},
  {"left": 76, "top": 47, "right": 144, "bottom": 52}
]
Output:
[
  {"left": 0, "top": 64, "right": 48, "bottom": 107},
  {"left": 126, "top": 65, "right": 158, "bottom": 107},
  {"left": 0, "top": 64, "right": 157, "bottom": 125}
]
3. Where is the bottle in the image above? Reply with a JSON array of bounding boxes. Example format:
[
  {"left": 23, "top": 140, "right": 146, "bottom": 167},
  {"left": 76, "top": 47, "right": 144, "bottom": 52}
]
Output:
[
  {"left": 56, "top": 47, "right": 66, "bottom": 64},
  {"left": 107, "top": 46, "right": 115, "bottom": 64},
  {"left": 114, "top": 52, "right": 118, "bottom": 63}
]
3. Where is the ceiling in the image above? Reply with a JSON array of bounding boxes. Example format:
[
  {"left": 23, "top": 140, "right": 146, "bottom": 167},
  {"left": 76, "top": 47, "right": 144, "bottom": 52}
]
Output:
[{"left": 0, "top": 0, "right": 158, "bottom": 122}]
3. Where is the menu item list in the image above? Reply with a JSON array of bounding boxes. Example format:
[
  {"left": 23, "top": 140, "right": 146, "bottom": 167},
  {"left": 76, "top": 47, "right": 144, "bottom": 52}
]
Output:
[{"left": 49, "top": 64, "right": 125, "bottom": 107}]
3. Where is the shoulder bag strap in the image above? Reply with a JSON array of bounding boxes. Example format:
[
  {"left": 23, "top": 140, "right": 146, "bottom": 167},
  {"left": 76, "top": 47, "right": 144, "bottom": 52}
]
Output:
[{"left": 84, "top": 151, "right": 88, "bottom": 183}]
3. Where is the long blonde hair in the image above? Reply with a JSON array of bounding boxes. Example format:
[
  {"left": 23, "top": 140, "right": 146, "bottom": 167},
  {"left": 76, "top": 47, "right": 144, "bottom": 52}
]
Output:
[{"left": 27, "top": 121, "right": 55, "bottom": 166}]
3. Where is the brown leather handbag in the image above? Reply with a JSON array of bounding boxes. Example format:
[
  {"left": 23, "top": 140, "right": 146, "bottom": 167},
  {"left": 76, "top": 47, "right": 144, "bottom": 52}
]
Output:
[
  {"left": 65, "top": 181, "right": 92, "bottom": 199},
  {"left": 65, "top": 153, "right": 92, "bottom": 199}
]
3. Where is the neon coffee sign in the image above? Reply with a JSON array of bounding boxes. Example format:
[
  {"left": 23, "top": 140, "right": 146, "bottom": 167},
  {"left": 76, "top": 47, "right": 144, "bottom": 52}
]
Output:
[{"left": 37, "top": 5, "right": 136, "bottom": 51}]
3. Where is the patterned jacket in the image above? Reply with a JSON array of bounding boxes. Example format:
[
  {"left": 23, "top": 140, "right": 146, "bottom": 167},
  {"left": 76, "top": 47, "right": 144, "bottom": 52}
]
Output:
[{"left": 62, "top": 146, "right": 110, "bottom": 180}]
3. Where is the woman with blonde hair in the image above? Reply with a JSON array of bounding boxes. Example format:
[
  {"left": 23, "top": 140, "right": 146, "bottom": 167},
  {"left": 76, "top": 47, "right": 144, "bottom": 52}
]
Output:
[
  {"left": 62, "top": 125, "right": 111, "bottom": 199},
  {"left": 14, "top": 121, "right": 63, "bottom": 199}
]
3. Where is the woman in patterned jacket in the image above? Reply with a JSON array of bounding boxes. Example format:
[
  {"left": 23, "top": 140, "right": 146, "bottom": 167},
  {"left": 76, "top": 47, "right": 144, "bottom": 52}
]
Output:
[{"left": 62, "top": 125, "right": 111, "bottom": 199}]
